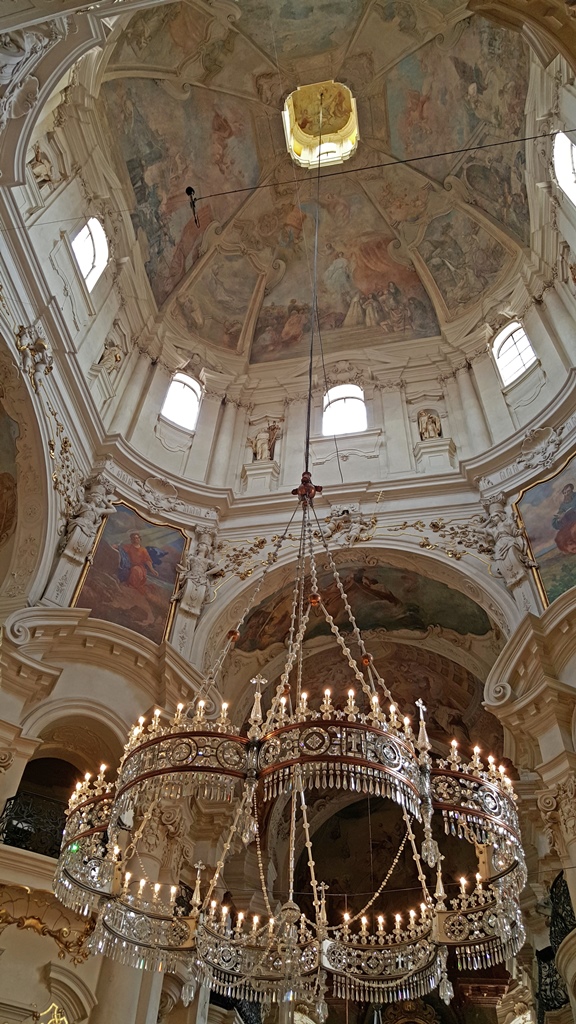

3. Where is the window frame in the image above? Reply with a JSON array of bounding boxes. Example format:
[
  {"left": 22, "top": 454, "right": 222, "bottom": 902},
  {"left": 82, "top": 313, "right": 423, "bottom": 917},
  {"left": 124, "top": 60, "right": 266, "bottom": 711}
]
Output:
[
  {"left": 71, "top": 216, "right": 109, "bottom": 292},
  {"left": 160, "top": 372, "right": 203, "bottom": 433},
  {"left": 322, "top": 383, "right": 368, "bottom": 437},
  {"left": 492, "top": 321, "right": 538, "bottom": 388},
  {"left": 553, "top": 130, "right": 576, "bottom": 206}
]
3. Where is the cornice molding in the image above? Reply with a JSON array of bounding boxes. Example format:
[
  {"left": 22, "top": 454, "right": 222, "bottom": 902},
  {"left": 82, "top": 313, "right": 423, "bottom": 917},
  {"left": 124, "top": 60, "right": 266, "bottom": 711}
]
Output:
[{"left": 3, "top": 606, "right": 207, "bottom": 713}]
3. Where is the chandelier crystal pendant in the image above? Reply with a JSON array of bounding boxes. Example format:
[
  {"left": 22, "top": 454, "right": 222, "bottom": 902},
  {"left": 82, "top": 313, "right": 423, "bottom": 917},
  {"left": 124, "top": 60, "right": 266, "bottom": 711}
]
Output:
[{"left": 54, "top": 484, "right": 526, "bottom": 1014}]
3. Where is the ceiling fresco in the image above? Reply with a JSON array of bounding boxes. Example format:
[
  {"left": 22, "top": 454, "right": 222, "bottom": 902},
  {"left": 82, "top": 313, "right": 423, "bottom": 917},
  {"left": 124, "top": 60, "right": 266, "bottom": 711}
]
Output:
[
  {"left": 100, "top": 0, "right": 531, "bottom": 362},
  {"left": 235, "top": 562, "right": 493, "bottom": 653}
]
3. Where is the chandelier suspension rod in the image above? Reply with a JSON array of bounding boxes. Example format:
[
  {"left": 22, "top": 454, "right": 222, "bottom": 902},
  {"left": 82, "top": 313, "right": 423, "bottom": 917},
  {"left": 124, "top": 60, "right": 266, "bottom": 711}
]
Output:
[{"left": 304, "top": 90, "right": 324, "bottom": 474}]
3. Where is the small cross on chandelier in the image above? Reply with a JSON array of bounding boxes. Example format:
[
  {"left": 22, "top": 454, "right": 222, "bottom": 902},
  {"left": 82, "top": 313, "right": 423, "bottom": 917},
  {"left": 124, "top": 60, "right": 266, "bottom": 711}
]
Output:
[{"left": 54, "top": 473, "right": 525, "bottom": 1020}]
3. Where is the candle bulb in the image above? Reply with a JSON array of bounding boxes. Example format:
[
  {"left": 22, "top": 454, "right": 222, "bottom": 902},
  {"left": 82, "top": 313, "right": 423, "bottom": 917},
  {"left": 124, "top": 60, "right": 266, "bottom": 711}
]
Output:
[
  {"left": 252, "top": 915, "right": 259, "bottom": 933},
  {"left": 139, "top": 879, "right": 146, "bottom": 895},
  {"left": 409, "top": 909, "right": 416, "bottom": 926},
  {"left": 113, "top": 844, "right": 120, "bottom": 861},
  {"left": 343, "top": 912, "right": 350, "bottom": 936},
  {"left": 153, "top": 882, "right": 161, "bottom": 899},
  {"left": 420, "top": 902, "right": 427, "bottom": 919},
  {"left": 123, "top": 871, "right": 131, "bottom": 892},
  {"left": 460, "top": 876, "right": 467, "bottom": 895},
  {"left": 235, "top": 912, "right": 244, "bottom": 935},
  {"left": 268, "top": 916, "right": 275, "bottom": 934},
  {"left": 209, "top": 900, "right": 217, "bottom": 918},
  {"left": 221, "top": 905, "right": 228, "bottom": 923},
  {"left": 361, "top": 915, "right": 368, "bottom": 935},
  {"left": 395, "top": 913, "right": 402, "bottom": 933},
  {"left": 377, "top": 915, "right": 384, "bottom": 933},
  {"left": 170, "top": 886, "right": 177, "bottom": 902},
  {"left": 475, "top": 873, "right": 482, "bottom": 890}
]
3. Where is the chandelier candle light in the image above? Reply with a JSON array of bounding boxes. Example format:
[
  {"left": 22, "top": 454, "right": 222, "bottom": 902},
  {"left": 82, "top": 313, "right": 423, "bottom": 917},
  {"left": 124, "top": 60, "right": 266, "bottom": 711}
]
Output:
[
  {"left": 55, "top": 86, "right": 524, "bottom": 1017},
  {"left": 54, "top": 482, "right": 525, "bottom": 1014}
]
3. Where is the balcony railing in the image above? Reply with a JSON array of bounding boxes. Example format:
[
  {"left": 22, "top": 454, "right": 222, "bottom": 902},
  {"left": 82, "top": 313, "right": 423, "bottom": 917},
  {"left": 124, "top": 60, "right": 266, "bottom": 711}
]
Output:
[
  {"left": 550, "top": 870, "right": 576, "bottom": 952},
  {"left": 0, "top": 791, "right": 66, "bottom": 859}
]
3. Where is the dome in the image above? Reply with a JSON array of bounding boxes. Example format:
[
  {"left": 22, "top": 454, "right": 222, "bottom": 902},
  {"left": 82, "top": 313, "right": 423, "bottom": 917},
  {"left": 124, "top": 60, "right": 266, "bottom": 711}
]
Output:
[{"left": 94, "top": 2, "right": 531, "bottom": 367}]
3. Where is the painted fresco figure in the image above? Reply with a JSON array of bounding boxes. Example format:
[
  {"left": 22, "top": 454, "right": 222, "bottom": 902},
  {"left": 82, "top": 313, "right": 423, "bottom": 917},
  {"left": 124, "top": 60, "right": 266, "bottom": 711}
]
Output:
[
  {"left": 115, "top": 532, "right": 159, "bottom": 593},
  {"left": 552, "top": 483, "right": 576, "bottom": 554},
  {"left": 552, "top": 483, "right": 576, "bottom": 531}
]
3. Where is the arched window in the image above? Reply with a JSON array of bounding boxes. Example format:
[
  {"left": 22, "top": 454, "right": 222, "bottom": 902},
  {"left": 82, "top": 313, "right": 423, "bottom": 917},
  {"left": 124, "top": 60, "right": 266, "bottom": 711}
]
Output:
[
  {"left": 492, "top": 321, "right": 537, "bottom": 386},
  {"left": 71, "top": 217, "right": 109, "bottom": 291},
  {"left": 553, "top": 130, "right": 576, "bottom": 206},
  {"left": 322, "top": 383, "right": 367, "bottom": 436},
  {"left": 161, "top": 373, "right": 202, "bottom": 431}
]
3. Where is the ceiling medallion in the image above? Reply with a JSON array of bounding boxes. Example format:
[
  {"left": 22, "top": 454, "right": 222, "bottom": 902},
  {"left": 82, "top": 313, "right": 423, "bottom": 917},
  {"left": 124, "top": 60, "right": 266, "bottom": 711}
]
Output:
[
  {"left": 54, "top": 473, "right": 525, "bottom": 1017},
  {"left": 282, "top": 80, "right": 359, "bottom": 169}
]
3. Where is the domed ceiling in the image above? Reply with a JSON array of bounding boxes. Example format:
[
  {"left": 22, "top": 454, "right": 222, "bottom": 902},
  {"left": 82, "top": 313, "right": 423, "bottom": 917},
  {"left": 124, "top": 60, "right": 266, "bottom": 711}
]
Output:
[{"left": 99, "top": 0, "right": 530, "bottom": 364}]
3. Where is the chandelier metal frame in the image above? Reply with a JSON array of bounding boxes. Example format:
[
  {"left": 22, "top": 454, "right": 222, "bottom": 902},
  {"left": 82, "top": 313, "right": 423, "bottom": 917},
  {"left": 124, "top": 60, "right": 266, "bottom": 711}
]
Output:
[
  {"left": 54, "top": 86, "right": 525, "bottom": 1017},
  {"left": 54, "top": 495, "right": 525, "bottom": 1018}
]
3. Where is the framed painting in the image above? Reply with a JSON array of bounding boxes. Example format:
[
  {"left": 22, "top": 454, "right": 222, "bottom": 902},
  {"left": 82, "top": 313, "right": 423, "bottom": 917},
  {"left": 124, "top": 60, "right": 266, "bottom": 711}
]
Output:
[
  {"left": 73, "top": 502, "right": 187, "bottom": 644},
  {"left": 515, "top": 452, "right": 576, "bottom": 606}
]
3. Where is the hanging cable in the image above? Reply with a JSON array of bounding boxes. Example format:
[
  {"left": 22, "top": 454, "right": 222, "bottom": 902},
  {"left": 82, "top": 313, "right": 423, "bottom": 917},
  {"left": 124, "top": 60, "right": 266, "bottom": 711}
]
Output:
[{"left": 304, "top": 90, "right": 323, "bottom": 474}]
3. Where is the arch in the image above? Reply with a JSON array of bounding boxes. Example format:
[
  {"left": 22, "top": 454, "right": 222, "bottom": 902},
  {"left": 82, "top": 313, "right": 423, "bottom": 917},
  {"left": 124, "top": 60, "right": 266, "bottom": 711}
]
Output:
[
  {"left": 45, "top": 963, "right": 97, "bottom": 1023},
  {"left": 20, "top": 698, "right": 128, "bottom": 764}
]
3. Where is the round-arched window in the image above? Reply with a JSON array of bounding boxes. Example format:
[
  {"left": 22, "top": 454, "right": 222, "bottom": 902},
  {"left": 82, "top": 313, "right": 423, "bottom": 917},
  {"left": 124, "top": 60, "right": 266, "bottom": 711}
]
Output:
[
  {"left": 71, "top": 217, "right": 109, "bottom": 291},
  {"left": 161, "top": 373, "right": 202, "bottom": 431},
  {"left": 322, "top": 384, "right": 367, "bottom": 436},
  {"left": 492, "top": 321, "right": 537, "bottom": 386},
  {"left": 553, "top": 130, "right": 576, "bottom": 206}
]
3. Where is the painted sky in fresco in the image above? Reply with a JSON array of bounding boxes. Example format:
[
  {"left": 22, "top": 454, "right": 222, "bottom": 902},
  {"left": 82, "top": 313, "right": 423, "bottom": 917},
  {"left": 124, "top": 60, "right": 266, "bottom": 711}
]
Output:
[
  {"left": 101, "top": 2, "right": 531, "bottom": 358},
  {"left": 101, "top": 78, "right": 261, "bottom": 306}
]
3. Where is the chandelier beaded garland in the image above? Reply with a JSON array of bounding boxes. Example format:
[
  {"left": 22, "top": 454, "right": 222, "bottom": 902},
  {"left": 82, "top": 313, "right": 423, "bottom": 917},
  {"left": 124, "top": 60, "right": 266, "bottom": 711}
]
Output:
[{"left": 54, "top": 483, "right": 525, "bottom": 1016}]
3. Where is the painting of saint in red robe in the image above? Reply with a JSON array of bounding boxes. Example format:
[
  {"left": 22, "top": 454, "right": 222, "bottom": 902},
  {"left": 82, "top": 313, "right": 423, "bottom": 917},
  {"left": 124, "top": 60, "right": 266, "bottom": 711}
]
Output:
[{"left": 74, "top": 503, "right": 186, "bottom": 644}]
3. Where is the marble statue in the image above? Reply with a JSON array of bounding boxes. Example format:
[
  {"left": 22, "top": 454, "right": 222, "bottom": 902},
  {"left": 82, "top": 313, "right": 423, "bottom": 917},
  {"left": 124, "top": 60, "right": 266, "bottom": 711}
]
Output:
[
  {"left": 173, "top": 531, "right": 222, "bottom": 616},
  {"left": 479, "top": 494, "right": 537, "bottom": 589},
  {"left": 249, "top": 421, "right": 281, "bottom": 461},
  {"left": 418, "top": 409, "right": 442, "bottom": 440}
]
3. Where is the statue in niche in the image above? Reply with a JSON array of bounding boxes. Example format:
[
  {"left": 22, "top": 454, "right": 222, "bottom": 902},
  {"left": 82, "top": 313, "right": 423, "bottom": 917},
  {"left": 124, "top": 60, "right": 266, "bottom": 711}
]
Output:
[
  {"left": 249, "top": 421, "right": 282, "bottom": 462},
  {"left": 29, "top": 142, "right": 57, "bottom": 188},
  {"left": 418, "top": 409, "right": 442, "bottom": 440},
  {"left": 478, "top": 493, "right": 537, "bottom": 589},
  {"left": 98, "top": 336, "right": 123, "bottom": 373},
  {"left": 173, "top": 530, "right": 223, "bottom": 617}
]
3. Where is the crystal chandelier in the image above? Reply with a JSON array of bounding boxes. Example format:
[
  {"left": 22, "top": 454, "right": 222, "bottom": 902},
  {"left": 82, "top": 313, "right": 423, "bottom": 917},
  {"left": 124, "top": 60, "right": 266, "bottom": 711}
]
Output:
[
  {"left": 54, "top": 99, "right": 525, "bottom": 1012},
  {"left": 54, "top": 480, "right": 526, "bottom": 1017}
]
